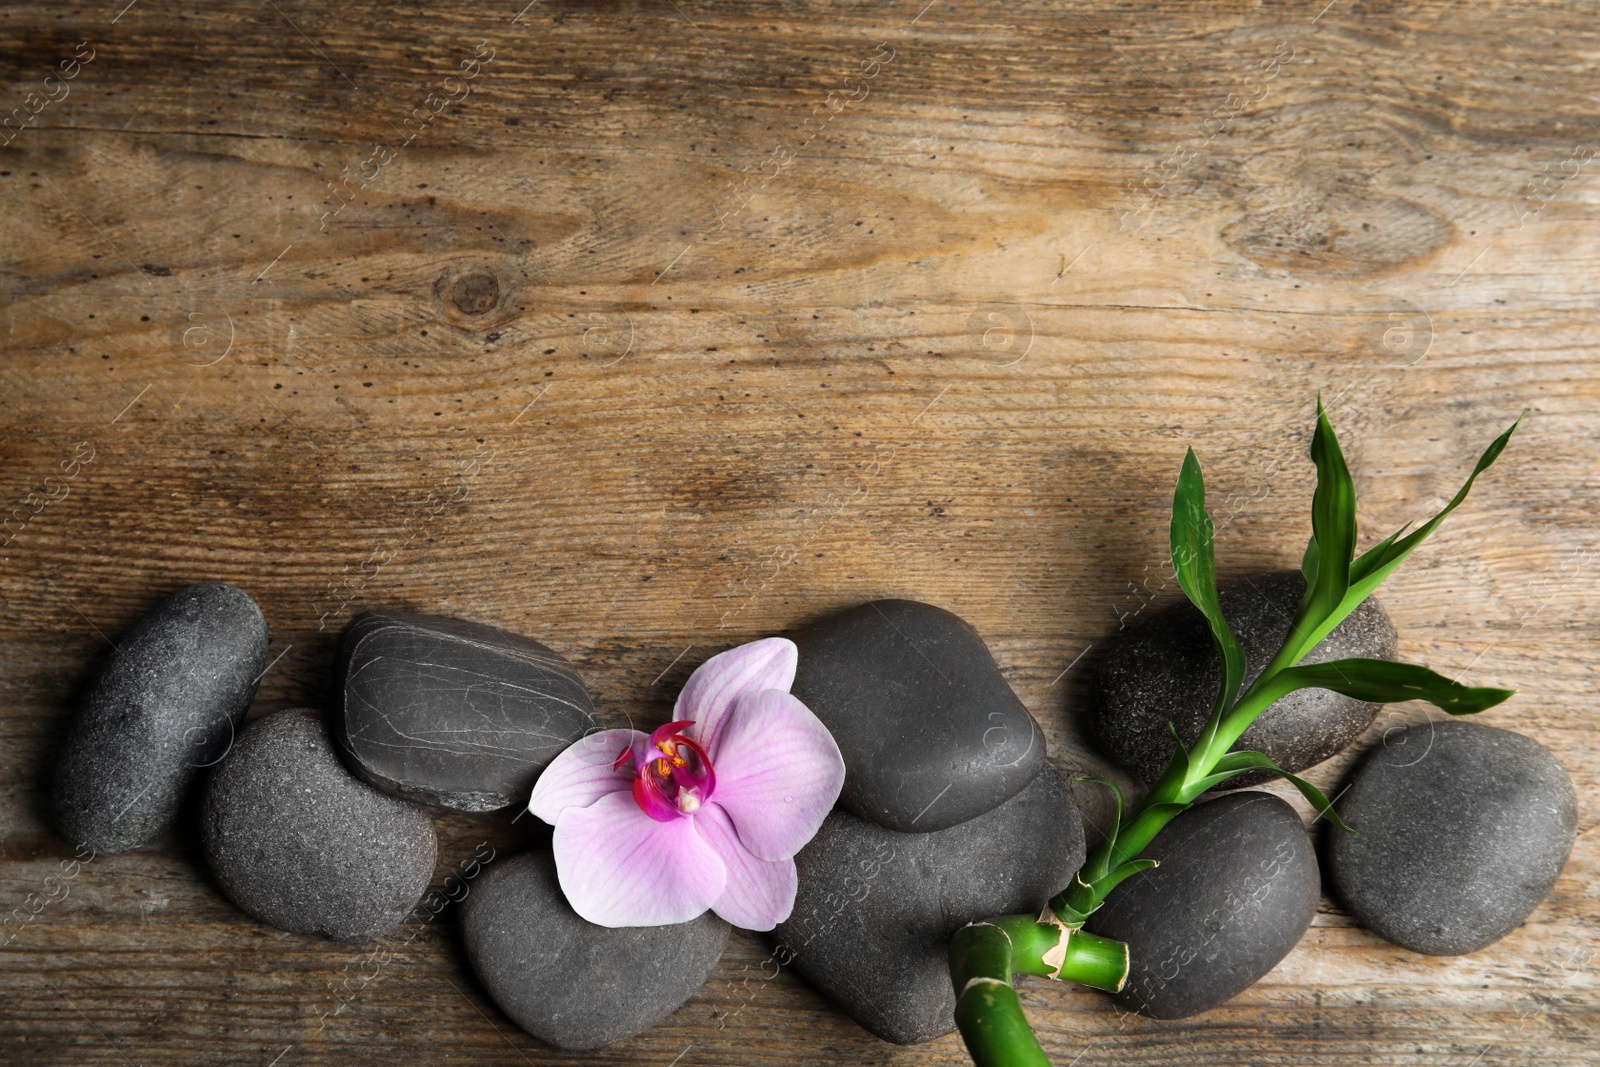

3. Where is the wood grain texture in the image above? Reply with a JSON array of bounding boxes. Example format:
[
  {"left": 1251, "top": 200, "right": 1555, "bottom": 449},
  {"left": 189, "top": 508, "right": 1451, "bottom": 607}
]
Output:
[{"left": 1, "top": 0, "right": 1596, "bottom": 1064}]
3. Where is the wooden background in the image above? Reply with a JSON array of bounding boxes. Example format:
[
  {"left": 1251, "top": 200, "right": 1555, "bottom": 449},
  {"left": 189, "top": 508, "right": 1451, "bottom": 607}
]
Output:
[{"left": 1, "top": 0, "right": 1595, "bottom": 1063}]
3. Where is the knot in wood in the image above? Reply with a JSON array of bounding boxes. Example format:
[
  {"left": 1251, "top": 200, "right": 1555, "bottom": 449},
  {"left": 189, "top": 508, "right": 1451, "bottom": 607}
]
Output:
[{"left": 447, "top": 271, "right": 500, "bottom": 316}]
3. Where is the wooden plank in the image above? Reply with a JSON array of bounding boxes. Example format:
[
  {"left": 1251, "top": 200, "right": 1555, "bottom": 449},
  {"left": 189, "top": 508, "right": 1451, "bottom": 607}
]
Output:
[{"left": 2, "top": 0, "right": 1596, "bottom": 1064}]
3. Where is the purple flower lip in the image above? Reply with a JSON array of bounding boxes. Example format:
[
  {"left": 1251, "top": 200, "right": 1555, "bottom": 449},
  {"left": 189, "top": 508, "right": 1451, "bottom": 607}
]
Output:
[{"left": 621, "top": 721, "right": 717, "bottom": 823}]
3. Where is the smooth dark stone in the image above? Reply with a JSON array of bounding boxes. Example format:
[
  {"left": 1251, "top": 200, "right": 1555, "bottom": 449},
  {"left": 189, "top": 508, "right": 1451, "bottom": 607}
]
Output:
[
  {"left": 1328, "top": 721, "right": 1576, "bottom": 955},
  {"left": 201, "top": 708, "right": 438, "bottom": 943},
  {"left": 51, "top": 582, "right": 268, "bottom": 855},
  {"left": 459, "top": 849, "right": 729, "bottom": 1050},
  {"left": 335, "top": 610, "right": 596, "bottom": 812},
  {"left": 1093, "top": 571, "right": 1397, "bottom": 786},
  {"left": 791, "top": 598, "right": 1045, "bottom": 832},
  {"left": 1085, "top": 791, "right": 1320, "bottom": 1019},
  {"left": 773, "top": 765, "right": 1084, "bottom": 1044}
]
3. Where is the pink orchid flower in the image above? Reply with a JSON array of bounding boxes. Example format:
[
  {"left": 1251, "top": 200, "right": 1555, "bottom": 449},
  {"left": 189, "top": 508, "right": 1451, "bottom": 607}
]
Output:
[{"left": 528, "top": 637, "right": 845, "bottom": 930}]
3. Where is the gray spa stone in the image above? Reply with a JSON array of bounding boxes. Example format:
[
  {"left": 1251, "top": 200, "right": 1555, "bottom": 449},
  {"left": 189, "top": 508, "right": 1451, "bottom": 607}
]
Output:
[
  {"left": 459, "top": 849, "right": 729, "bottom": 1050},
  {"left": 201, "top": 708, "right": 438, "bottom": 943},
  {"left": 1094, "top": 571, "right": 1397, "bottom": 786},
  {"left": 1328, "top": 721, "right": 1576, "bottom": 955},
  {"left": 52, "top": 582, "right": 268, "bottom": 855},
  {"left": 791, "top": 598, "right": 1045, "bottom": 832},
  {"left": 773, "top": 765, "right": 1084, "bottom": 1044},
  {"left": 1084, "top": 791, "right": 1320, "bottom": 1019},
  {"left": 336, "top": 610, "right": 596, "bottom": 812}
]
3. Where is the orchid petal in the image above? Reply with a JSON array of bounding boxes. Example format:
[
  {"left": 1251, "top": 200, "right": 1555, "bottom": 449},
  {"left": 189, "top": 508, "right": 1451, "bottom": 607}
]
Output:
[
  {"left": 697, "top": 802, "right": 797, "bottom": 931},
  {"left": 528, "top": 728, "right": 646, "bottom": 824},
  {"left": 674, "top": 637, "right": 797, "bottom": 748},
  {"left": 552, "top": 791, "right": 727, "bottom": 927},
  {"left": 708, "top": 689, "right": 845, "bottom": 861}
]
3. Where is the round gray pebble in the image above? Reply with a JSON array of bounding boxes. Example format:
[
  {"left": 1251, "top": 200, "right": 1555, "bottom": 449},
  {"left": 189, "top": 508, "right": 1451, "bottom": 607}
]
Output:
[
  {"left": 52, "top": 582, "right": 268, "bottom": 855},
  {"left": 773, "top": 764, "right": 1085, "bottom": 1044},
  {"left": 1085, "top": 791, "right": 1320, "bottom": 1019},
  {"left": 336, "top": 610, "right": 598, "bottom": 812},
  {"left": 1094, "top": 571, "right": 1397, "bottom": 786},
  {"left": 460, "top": 849, "right": 729, "bottom": 1050},
  {"left": 791, "top": 598, "right": 1045, "bottom": 832},
  {"left": 201, "top": 708, "right": 438, "bottom": 943},
  {"left": 1329, "top": 721, "right": 1576, "bottom": 955}
]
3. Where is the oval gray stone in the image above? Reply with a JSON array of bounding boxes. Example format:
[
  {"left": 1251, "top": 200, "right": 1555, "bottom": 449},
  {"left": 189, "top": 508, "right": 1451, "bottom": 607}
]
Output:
[
  {"left": 335, "top": 610, "right": 597, "bottom": 812},
  {"left": 52, "top": 582, "right": 268, "bottom": 855},
  {"left": 201, "top": 708, "right": 438, "bottom": 943},
  {"left": 1093, "top": 571, "right": 1397, "bottom": 786},
  {"left": 459, "top": 849, "right": 729, "bottom": 1050},
  {"left": 1328, "top": 721, "right": 1576, "bottom": 955},
  {"left": 1084, "top": 791, "right": 1320, "bottom": 1019},
  {"left": 773, "top": 765, "right": 1084, "bottom": 1044},
  {"left": 791, "top": 599, "right": 1044, "bottom": 832}
]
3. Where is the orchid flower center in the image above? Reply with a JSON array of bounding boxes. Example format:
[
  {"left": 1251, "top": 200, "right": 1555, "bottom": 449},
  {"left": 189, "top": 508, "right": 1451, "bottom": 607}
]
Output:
[{"left": 615, "top": 721, "right": 716, "bottom": 823}]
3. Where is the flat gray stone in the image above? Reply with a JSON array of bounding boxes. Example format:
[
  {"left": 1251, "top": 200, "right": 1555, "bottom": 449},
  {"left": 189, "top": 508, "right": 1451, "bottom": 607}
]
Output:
[
  {"left": 1328, "top": 721, "right": 1576, "bottom": 955},
  {"left": 1094, "top": 571, "right": 1397, "bottom": 786},
  {"left": 201, "top": 708, "right": 438, "bottom": 943},
  {"left": 791, "top": 598, "right": 1044, "bottom": 832},
  {"left": 459, "top": 849, "right": 729, "bottom": 1050},
  {"left": 335, "top": 610, "right": 596, "bottom": 812},
  {"left": 1085, "top": 791, "right": 1320, "bottom": 1019},
  {"left": 52, "top": 582, "right": 268, "bottom": 855},
  {"left": 773, "top": 765, "right": 1084, "bottom": 1044}
]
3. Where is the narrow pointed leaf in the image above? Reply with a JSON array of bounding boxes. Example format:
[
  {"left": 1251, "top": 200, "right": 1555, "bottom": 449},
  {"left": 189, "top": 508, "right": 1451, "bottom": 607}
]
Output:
[
  {"left": 1345, "top": 414, "right": 1522, "bottom": 600},
  {"left": 1072, "top": 776, "right": 1124, "bottom": 881},
  {"left": 1270, "top": 658, "right": 1514, "bottom": 716},
  {"left": 1188, "top": 748, "right": 1301, "bottom": 792},
  {"left": 1186, "top": 749, "right": 1355, "bottom": 832},
  {"left": 1284, "top": 398, "right": 1358, "bottom": 661},
  {"left": 1166, "top": 721, "right": 1193, "bottom": 773},
  {"left": 1090, "top": 858, "right": 1160, "bottom": 898},
  {"left": 1169, "top": 448, "right": 1247, "bottom": 723},
  {"left": 1348, "top": 521, "right": 1411, "bottom": 585}
]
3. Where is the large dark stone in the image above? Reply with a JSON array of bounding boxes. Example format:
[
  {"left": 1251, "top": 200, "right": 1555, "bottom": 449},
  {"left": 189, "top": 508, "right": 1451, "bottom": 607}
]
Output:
[
  {"left": 1093, "top": 571, "right": 1397, "bottom": 786},
  {"left": 791, "top": 598, "right": 1044, "bottom": 832},
  {"left": 773, "top": 765, "right": 1084, "bottom": 1044},
  {"left": 1328, "top": 721, "right": 1576, "bottom": 955},
  {"left": 335, "top": 610, "right": 596, "bottom": 812},
  {"left": 1084, "top": 791, "right": 1320, "bottom": 1019},
  {"left": 52, "top": 582, "right": 268, "bottom": 855},
  {"left": 459, "top": 849, "right": 729, "bottom": 1050},
  {"left": 201, "top": 708, "right": 438, "bottom": 943}
]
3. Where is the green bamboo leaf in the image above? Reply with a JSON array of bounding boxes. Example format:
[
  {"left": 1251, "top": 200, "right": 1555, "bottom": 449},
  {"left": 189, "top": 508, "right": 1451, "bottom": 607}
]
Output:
[
  {"left": 1186, "top": 749, "right": 1354, "bottom": 832},
  {"left": 1269, "top": 658, "right": 1515, "bottom": 715},
  {"left": 1170, "top": 448, "right": 1247, "bottom": 723},
  {"left": 1165, "top": 721, "right": 1192, "bottom": 776},
  {"left": 1072, "top": 776, "right": 1124, "bottom": 881},
  {"left": 1091, "top": 858, "right": 1160, "bottom": 898},
  {"left": 1301, "top": 535, "right": 1320, "bottom": 588},
  {"left": 1349, "top": 520, "right": 1411, "bottom": 583},
  {"left": 1285, "top": 398, "right": 1358, "bottom": 657},
  {"left": 1346, "top": 414, "right": 1523, "bottom": 597}
]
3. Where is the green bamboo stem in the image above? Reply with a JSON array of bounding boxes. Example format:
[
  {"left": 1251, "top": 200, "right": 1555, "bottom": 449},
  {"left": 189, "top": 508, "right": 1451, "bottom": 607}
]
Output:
[
  {"left": 1052, "top": 761, "right": 1189, "bottom": 921},
  {"left": 1207, "top": 673, "right": 1301, "bottom": 766},
  {"left": 950, "top": 914, "right": 1128, "bottom": 1067},
  {"left": 1052, "top": 653, "right": 1340, "bottom": 921}
]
